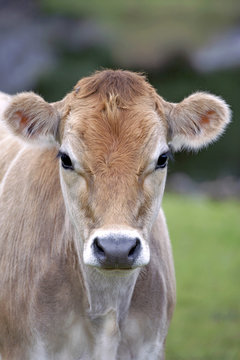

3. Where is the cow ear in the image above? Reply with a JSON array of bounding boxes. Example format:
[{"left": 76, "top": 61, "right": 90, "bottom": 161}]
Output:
[
  {"left": 162, "top": 92, "right": 231, "bottom": 151},
  {"left": 3, "top": 92, "right": 60, "bottom": 145}
]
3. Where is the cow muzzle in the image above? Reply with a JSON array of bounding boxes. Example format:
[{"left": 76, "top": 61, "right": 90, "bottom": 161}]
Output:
[
  {"left": 83, "top": 229, "right": 150, "bottom": 270},
  {"left": 93, "top": 235, "right": 140, "bottom": 269}
]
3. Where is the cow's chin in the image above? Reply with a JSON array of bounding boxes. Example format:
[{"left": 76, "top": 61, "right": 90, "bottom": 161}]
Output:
[{"left": 93, "top": 268, "right": 141, "bottom": 279}]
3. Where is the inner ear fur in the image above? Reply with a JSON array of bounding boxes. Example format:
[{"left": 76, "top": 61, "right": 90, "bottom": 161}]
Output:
[
  {"left": 3, "top": 92, "right": 60, "bottom": 144},
  {"left": 161, "top": 92, "right": 231, "bottom": 151}
]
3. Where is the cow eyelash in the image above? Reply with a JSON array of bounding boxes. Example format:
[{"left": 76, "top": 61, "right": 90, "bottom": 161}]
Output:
[
  {"left": 57, "top": 151, "right": 74, "bottom": 170},
  {"left": 155, "top": 150, "right": 173, "bottom": 170}
]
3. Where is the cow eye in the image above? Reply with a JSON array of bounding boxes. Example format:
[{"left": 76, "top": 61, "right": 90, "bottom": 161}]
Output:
[
  {"left": 156, "top": 152, "right": 170, "bottom": 170},
  {"left": 57, "top": 151, "right": 74, "bottom": 170}
]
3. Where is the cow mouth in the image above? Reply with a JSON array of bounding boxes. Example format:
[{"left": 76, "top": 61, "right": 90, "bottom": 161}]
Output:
[{"left": 95, "top": 267, "right": 139, "bottom": 276}]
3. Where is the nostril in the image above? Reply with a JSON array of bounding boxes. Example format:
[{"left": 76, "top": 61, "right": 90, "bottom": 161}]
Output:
[
  {"left": 93, "top": 237, "right": 106, "bottom": 258},
  {"left": 128, "top": 238, "right": 141, "bottom": 259},
  {"left": 95, "top": 238, "right": 104, "bottom": 254}
]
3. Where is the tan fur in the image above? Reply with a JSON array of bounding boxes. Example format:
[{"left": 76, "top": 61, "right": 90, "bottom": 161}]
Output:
[{"left": 0, "top": 70, "right": 230, "bottom": 360}]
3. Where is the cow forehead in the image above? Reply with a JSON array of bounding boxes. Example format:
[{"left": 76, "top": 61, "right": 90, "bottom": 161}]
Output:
[{"left": 63, "top": 97, "right": 167, "bottom": 173}]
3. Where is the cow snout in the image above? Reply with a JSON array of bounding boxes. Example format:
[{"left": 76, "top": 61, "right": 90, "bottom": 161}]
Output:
[{"left": 93, "top": 235, "right": 141, "bottom": 269}]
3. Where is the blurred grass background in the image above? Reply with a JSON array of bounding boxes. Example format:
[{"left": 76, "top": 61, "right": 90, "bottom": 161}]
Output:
[
  {"left": 163, "top": 194, "right": 240, "bottom": 359},
  {"left": 1, "top": 0, "right": 240, "bottom": 358}
]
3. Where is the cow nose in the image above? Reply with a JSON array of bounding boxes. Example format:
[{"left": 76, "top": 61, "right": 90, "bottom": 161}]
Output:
[{"left": 93, "top": 235, "right": 141, "bottom": 269}]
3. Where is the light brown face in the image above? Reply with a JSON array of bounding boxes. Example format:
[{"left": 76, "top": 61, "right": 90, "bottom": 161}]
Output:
[
  {"left": 58, "top": 95, "right": 170, "bottom": 269},
  {"left": 3, "top": 70, "right": 230, "bottom": 270}
]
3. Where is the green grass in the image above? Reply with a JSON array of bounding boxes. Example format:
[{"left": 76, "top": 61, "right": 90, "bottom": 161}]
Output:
[{"left": 163, "top": 193, "right": 240, "bottom": 360}]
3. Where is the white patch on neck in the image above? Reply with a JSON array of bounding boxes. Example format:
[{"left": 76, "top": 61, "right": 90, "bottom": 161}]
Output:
[
  {"left": 31, "top": 338, "right": 48, "bottom": 360},
  {"left": 94, "top": 310, "right": 120, "bottom": 360}
]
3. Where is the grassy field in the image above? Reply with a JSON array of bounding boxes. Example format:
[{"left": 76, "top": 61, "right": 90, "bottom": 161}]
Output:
[{"left": 163, "top": 194, "right": 240, "bottom": 360}]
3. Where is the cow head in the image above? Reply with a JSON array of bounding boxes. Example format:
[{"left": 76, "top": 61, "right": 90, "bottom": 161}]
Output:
[{"left": 4, "top": 70, "right": 230, "bottom": 271}]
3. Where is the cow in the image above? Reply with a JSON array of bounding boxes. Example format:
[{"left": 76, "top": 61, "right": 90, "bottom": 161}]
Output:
[{"left": 0, "top": 70, "right": 230, "bottom": 360}]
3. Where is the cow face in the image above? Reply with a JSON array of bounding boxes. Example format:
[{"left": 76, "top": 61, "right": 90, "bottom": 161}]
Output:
[
  {"left": 4, "top": 70, "right": 231, "bottom": 270},
  {"left": 57, "top": 93, "right": 169, "bottom": 269}
]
